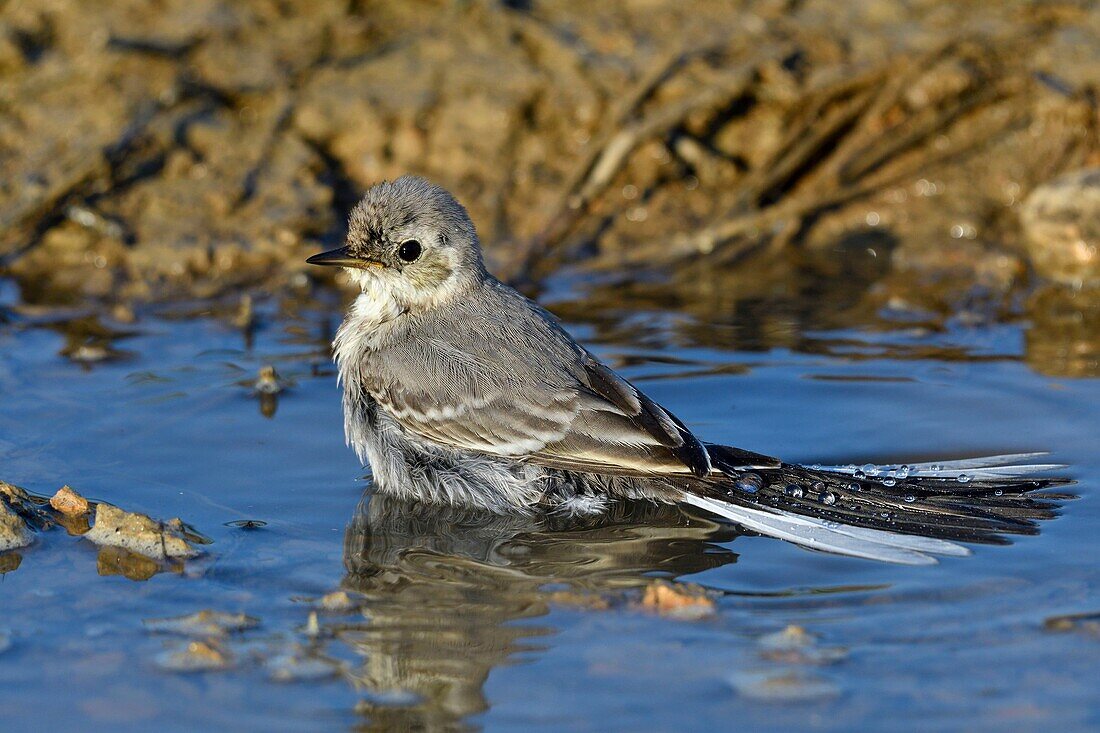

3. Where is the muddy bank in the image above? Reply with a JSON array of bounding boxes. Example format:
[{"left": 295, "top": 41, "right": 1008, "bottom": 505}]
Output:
[{"left": 0, "top": 1, "right": 1097, "bottom": 318}]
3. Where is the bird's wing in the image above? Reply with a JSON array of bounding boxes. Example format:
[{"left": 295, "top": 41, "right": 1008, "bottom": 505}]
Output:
[{"left": 373, "top": 349, "right": 717, "bottom": 477}]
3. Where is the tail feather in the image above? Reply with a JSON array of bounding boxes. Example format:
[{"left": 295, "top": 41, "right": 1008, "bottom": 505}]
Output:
[{"left": 688, "top": 451, "right": 1074, "bottom": 564}]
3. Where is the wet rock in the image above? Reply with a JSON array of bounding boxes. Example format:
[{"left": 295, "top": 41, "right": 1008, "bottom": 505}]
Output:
[
  {"left": 1021, "top": 168, "right": 1100, "bottom": 286},
  {"left": 0, "top": 484, "right": 35, "bottom": 552},
  {"left": 50, "top": 485, "right": 90, "bottom": 516},
  {"left": 83, "top": 502, "right": 200, "bottom": 561},
  {"left": 155, "top": 640, "right": 234, "bottom": 673},
  {"left": 638, "top": 580, "right": 716, "bottom": 620},
  {"left": 144, "top": 610, "right": 260, "bottom": 638}
]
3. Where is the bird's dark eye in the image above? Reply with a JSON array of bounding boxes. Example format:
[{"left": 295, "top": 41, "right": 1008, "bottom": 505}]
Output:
[{"left": 398, "top": 240, "right": 422, "bottom": 262}]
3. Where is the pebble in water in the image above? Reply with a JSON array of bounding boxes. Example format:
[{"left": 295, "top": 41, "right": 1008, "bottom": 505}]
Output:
[{"left": 736, "top": 473, "right": 764, "bottom": 494}]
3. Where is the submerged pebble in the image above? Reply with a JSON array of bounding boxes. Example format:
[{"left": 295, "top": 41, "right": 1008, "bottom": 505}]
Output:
[
  {"left": 144, "top": 610, "right": 260, "bottom": 637},
  {"left": 757, "top": 625, "right": 849, "bottom": 665},
  {"left": 156, "top": 640, "right": 234, "bottom": 673},
  {"left": 729, "top": 670, "right": 841, "bottom": 703}
]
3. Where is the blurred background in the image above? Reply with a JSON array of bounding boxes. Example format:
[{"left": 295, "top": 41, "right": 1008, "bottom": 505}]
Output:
[{"left": 0, "top": 0, "right": 1097, "bottom": 375}]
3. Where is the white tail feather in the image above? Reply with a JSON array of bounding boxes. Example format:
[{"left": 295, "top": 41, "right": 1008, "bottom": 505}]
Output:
[
  {"left": 679, "top": 492, "right": 956, "bottom": 565},
  {"left": 817, "top": 453, "right": 1064, "bottom": 479}
]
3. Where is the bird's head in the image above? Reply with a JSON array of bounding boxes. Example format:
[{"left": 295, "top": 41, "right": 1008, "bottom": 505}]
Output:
[{"left": 307, "top": 175, "right": 487, "bottom": 310}]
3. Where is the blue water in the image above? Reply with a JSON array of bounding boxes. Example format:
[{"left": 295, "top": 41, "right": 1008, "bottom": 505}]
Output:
[{"left": 0, "top": 283, "right": 1097, "bottom": 731}]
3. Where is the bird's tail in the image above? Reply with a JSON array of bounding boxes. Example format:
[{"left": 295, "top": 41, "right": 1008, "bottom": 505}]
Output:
[{"left": 681, "top": 452, "right": 1074, "bottom": 565}]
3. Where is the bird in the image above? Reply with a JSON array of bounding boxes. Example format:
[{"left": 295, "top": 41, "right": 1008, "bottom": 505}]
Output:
[{"left": 307, "top": 175, "right": 1071, "bottom": 565}]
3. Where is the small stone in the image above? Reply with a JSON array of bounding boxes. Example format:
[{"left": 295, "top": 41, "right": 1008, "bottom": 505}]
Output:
[
  {"left": 303, "top": 612, "right": 322, "bottom": 638},
  {"left": 254, "top": 365, "right": 283, "bottom": 395},
  {"left": 84, "top": 503, "right": 199, "bottom": 561},
  {"left": 155, "top": 640, "right": 234, "bottom": 673},
  {"left": 144, "top": 610, "right": 260, "bottom": 638},
  {"left": 318, "top": 591, "right": 360, "bottom": 613},
  {"left": 639, "top": 580, "right": 715, "bottom": 620},
  {"left": 757, "top": 625, "right": 848, "bottom": 665},
  {"left": 50, "top": 485, "right": 90, "bottom": 516}
]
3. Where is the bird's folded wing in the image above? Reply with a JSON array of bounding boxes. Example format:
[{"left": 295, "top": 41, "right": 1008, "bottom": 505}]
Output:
[{"left": 373, "top": 353, "right": 714, "bottom": 477}]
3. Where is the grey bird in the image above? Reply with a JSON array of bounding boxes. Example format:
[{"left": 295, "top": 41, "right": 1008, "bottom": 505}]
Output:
[{"left": 308, "top": 175, "right": 1071, "bottom": 565}]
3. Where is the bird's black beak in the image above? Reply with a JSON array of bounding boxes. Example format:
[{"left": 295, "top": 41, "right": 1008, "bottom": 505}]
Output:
[{"left": 306, "top": 246, "right": 385, "bottom": 269}]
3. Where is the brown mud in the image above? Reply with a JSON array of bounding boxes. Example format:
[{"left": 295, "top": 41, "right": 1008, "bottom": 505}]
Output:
[{"left": 1, "top": 1, "right": 1096, "bottom": 320}]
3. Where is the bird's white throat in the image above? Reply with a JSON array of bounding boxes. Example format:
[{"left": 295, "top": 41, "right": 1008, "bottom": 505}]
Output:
[{"left": 333, "top": 271, "right": 406, "bottom": 363}]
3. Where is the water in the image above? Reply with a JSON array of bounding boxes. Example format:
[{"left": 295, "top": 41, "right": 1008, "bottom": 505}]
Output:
[{"left": 1, "top": 280, "right": 1098, "bottom": 731}]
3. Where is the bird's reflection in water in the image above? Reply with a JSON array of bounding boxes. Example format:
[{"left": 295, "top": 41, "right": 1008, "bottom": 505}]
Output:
[{"left": 339, "top": 493, "right": 741, "bottom": 731}]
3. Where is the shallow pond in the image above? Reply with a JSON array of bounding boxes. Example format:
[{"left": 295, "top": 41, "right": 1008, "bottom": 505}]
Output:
[{"left": 0, "top": 272, "right": 1097, "bottom": 732}]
